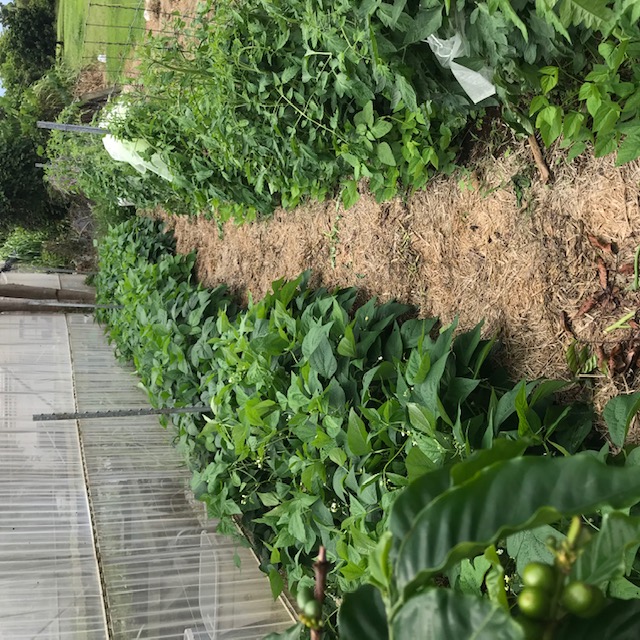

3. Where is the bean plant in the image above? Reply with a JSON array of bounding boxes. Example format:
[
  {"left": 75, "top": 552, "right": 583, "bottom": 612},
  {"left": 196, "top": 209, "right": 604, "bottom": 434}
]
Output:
[{"left": 48, "top": 0, "right": 640, "bottom": 221}]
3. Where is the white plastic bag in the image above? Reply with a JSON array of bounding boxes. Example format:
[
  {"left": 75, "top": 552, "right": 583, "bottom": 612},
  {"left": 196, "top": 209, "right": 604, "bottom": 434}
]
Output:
[
  {"left": 425, "top": 33, "right": 496, "bottom": 104},
  {"left": 100, "top": 102, "right": 174, "bottom": 182},
  {"left": 102, "top": 135, "right": 174, "bottom": 182}
]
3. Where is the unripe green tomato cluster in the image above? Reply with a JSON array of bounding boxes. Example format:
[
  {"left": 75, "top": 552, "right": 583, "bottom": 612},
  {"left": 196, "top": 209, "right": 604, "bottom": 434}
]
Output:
[
  {"left": 517, "top": 561, "right": 605, "bottom": 628},
  {"left": 296, "top": 585, "right": 322, "bottom": 629}
]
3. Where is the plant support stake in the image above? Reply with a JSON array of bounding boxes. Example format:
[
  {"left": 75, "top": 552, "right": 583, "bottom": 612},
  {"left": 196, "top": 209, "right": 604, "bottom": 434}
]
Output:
[
  {"left": 37, "top": 121, "right": 108, "bottom": 134},
  {"left": 33, "top": 406, "right": 211, "bottom": 421}
]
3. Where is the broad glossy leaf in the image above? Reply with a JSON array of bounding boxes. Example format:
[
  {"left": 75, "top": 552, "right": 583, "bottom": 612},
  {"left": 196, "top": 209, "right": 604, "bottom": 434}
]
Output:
[
  {"left": 572, "top": 512, "right": 640, "bottom": 586},
  {"left": 390, "top": 589, "right": 524, "bottom": 640},
  {"left": 556, "top": 598, "right": 640, "bottom": 639},
  {"left": 396, "top": 455, "right": 640, "bottom": 591},
  {"left": 392, "top": 440, "right": 527, "bottom": 540},
  {"left": 390, "top": 465, "right": 451, "bottom": 541},
  {"left": 603, "top": 392, "right": 640, "bottom": 448},
  {"left": 338, "top": 584, "right": 389, "bottom": 640},
  {"left": 450, "top": 438, "right": 529, "bottom": 485}
]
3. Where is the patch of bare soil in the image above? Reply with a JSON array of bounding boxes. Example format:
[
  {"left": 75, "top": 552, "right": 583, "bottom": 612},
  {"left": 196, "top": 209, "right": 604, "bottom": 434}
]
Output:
[
  {"left": 73, "top": 65, "right": 108, "bottom": 98},
  {"left": 164, "top": 146, "right": 640, "bottom": 411}
]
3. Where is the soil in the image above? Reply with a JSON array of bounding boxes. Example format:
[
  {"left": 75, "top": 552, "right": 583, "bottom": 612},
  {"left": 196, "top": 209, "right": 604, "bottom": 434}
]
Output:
[{"left": 163, "top": 144, "right": 640, "bottom": 429}]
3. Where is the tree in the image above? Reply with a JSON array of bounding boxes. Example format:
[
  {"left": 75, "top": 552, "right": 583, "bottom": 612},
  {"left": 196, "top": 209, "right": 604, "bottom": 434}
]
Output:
[
  {"left": 0, "top": 104, "right": 65, "bottom": 232},
  {"left": 0, "top": 0, "right": 56, "bottom": 92}
]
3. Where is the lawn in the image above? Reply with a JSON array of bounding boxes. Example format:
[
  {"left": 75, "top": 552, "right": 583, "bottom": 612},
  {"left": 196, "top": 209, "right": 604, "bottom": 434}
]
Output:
[{"left": 56, "top": 0, "right": 145, "bottom": 81}]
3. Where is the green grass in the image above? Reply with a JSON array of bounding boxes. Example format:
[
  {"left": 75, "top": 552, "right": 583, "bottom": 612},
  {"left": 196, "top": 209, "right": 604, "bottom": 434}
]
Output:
[{"left": 56, "top": 0, "right": 145, "bottom": 82}]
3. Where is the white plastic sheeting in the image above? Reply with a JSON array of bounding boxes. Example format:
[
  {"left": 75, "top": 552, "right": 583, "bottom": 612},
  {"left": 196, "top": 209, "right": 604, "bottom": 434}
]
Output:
[
  {"left": 100, "top": 102, "right": 174, "bottom": 182},
  {"left": 66, "top": 316, "right": 294, "bottom": 639},
  {"left": 425, "top": 33, "right": 496, "bottom": 104},
  {"left": 102, "top": 136, "right": 174, "bottom": 182},
  {"left": 0, "top": 314, "right": 109, "bottom": 640}
]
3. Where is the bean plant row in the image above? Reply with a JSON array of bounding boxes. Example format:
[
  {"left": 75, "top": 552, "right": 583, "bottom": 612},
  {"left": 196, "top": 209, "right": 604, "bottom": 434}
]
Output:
[
  {"left": 49, "top": 0, "right": 640, "bottom": 221},
  {"left": 94, "top": 218, "right": 638, "bottom": 637}
]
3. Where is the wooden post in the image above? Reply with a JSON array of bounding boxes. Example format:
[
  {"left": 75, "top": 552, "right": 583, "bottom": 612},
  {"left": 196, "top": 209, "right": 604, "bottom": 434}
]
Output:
[{"left": 0, "top": 284, "right": 96, "bottom": 304}]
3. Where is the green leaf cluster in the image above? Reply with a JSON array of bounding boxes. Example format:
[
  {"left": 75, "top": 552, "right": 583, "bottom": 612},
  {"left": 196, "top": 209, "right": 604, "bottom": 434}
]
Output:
[
  {"left": 336, "top": 449, "right": 640, "bottom": 639},
  {"left": 42, "top": 1, "right": 640, "bottom": 220},
  {"left": 95, "top": 219, "right": 596, "bottom": 624}
]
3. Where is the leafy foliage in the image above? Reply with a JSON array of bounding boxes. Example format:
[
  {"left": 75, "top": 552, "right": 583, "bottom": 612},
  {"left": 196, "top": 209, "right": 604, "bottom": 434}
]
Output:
[
  {"left": 333, "top": 449, "right": 640, "bottom": 640},
  {"left": 0, "top": 0, "right": 57, "bottom": 92},
  {"left": 56, "top": 0, "right": 640, "bottom": 222},
  {"left": 44, "top": 104, "right": 182, "bottom": 217},
  {"left": 96, "top": 219, "right": 602, "bottom": 636}
]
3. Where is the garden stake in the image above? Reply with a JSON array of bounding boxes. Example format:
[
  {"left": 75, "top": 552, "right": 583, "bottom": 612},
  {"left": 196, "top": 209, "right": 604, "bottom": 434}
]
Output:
[{"left": 312, "top": 546, "right": 330, "bottom": 640}]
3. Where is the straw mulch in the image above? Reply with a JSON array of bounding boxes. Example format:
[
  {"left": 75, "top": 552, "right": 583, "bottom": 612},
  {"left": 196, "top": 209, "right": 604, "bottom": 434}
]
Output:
[{"left": 160, "top": 145, "right": 640, "bottom": 436}]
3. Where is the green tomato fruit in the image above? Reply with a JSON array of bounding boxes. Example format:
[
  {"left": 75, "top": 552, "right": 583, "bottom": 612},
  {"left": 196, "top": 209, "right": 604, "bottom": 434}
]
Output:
[
  {"left": 561, "top": 581, "right": 605, "bottom": 618},
  {"left": 518, "top": 587, "right": 552, "bottom": 621},
  {"left": 303, "top": 598, "right": 322, "bottom": 619},
  {"left": 296, "top": 586, "right": 314, "bottom": 609},
  {"left": 522, "top": 562, "right": 557, "bottom": 592}
]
